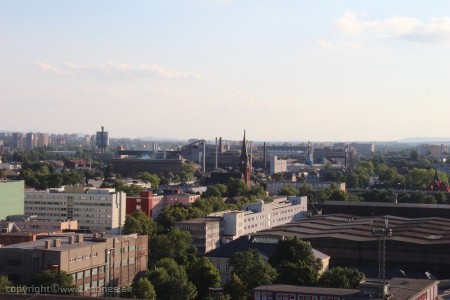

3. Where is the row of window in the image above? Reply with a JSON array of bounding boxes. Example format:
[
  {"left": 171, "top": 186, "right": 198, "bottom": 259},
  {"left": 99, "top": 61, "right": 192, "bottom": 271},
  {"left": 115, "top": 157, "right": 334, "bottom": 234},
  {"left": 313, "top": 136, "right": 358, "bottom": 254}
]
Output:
[
  {"left": 73, "top": 266, "right": 105, "bottom": 280},
  {"left": 255, "top": 293, "right": 341, "bottom": 300},
  {"left": 69, "top": 252, "right": 98, "bottom": 263},
  {"left": 113, "top": 257, "right": 136, "bottom": 268},
  {"left": 25, "top": 201, "right": 113, "bottom": 207},
  {"left": 114, "top": 245, "right": 137, "bottom": 253}
]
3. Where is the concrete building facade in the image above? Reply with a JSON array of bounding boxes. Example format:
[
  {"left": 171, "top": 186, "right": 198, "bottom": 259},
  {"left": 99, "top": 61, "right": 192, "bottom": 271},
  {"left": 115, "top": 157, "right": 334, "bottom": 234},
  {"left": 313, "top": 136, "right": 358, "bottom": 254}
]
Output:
[
  {"left": 0, "top": 233, "right": 148, "bottom": 297},
  {"left": 0, "top": 180, "right": 24, "bottom": 220},
  {"left": 175, "top": 217, "right": 222, "bottom": 255},
  {"left": 270, "top": 155, "right": 287, "bottom": 176},
  {"left": 176, "top": 196, "right": 308, "bottom": 254},
  {"left": 126, "top": 190, "right": 199, "bottom": 219},
  {"left": 25, "top": 187, "right": 126, "bottom": 234},
  {"left": 1, "top": 216, "right": 78, "bottom": 234}
]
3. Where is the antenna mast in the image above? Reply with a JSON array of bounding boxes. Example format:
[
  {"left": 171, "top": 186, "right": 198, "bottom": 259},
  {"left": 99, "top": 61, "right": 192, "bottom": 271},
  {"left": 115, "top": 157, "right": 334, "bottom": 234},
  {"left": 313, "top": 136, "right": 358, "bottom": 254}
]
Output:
[{"left": 371, "top": 217, "right": 393, "bottom": 298}]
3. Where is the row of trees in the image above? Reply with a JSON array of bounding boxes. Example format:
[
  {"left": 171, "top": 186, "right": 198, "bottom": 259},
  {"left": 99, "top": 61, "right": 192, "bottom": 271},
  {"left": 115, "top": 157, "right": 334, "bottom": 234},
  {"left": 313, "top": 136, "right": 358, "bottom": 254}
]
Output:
[
  {"left": 121, "top": 208, "right": 365, "bottom": 299},
  {"left": 225, "top": 238, "right": 364, "bottom": 299},
  {"left": 123, "top": 210, "right": 221, "bottom": 299},
  {"left": 279, "top": 183, "right": 450, "bottom": 204},
  {"left": 346, "top": 159, "right": 448, "bottom": 190}
]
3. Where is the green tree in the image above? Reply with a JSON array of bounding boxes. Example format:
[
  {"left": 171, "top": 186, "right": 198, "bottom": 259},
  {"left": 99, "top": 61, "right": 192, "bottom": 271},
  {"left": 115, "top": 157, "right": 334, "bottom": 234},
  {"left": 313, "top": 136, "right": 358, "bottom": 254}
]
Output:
[
  {"left": 188, "top": 257, "right": 221, "bottom": 299},
  {"left": 269, "top": 237, "right": 322, "bottom": 286},
  {"left": 32, "top": 270, "right": 79, "bottom": 295},
  {"left": 410, "top": 149, "right": 419, "bottom": 161},
  {"left": 226, "top": 249, "right": 277, "bottom": 298},
  {"left": 123, "top": 210, "right": 157, "bottom": 237},
  {"left": 133, "top": 278, "right": 156, "bottom": 300},
  {"left": 319, "top": 267, "right": 365, "bottom": 289},
  {"left": 278, "top": 185, "right": 298, "bottom": 196},
  {"left": 272, "top": 172, "right": 285, "bottom": 182},
  {"left": 136, "top": 172, "right": 160, "bottom": 188},
  {"left": 329, "top": 190, "right": 348, "bottom": 201},
  {"left": 149, "top": 258, "right": 197, "bottom": 300},
  {"left": 361, "top": 190, "right": 397, "bottom": 203},
  {"left": 227, "top": 178, "right": 249, "bottom": 197},
  {"left": 224, "top": 273, "right": 247, "bottom": 300},
  {"left": 181, "top": 163, "right": 196, "bottom": 182},
  {"left": 0, "top": 275, "right": 12, "bottom": 292},
  {"left": 156, "top": 204, "right": 190, "bottom": 229},
  {"left": 149, "top": 228, "right": 197, "bottom": 268}
]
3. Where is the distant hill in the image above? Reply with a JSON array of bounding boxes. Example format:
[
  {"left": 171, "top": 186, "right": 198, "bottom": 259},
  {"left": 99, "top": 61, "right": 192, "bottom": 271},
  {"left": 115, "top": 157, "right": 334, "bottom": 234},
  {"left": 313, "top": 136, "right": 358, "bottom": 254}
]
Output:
[{"left": 398, "top": 137, "right": 450, "bottom": 143}]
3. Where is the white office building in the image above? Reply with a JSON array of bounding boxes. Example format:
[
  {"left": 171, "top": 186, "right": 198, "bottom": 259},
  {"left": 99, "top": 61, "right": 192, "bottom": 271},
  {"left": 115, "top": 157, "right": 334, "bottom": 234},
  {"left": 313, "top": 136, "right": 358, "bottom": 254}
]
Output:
[
  {"left": 177, "top": 196, "right": 309, "bottom": 253},
  {"left": 219, "top": 196, "right": 307, "bottom": 241},
  {"left": 25, "top": 186, "right": 126, "bottom": 234}
]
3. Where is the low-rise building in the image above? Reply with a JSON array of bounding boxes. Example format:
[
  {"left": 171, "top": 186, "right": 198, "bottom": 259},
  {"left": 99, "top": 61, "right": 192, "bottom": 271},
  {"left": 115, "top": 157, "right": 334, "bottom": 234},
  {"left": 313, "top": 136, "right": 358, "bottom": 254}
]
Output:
[
  {"left": 1, "top": 215, "right": 78, "bottom": 234},
  {"left": 126, "top": 190, "right": 200, "bottom": 219},
  {"left": 252, "top": 278, "right": 439, "bottom": 300},
  {"left": 176, "top": 196, "right": 308, "bottom": 254},
  {"left": 175, "top": 217, "right": 222, "bottom": 255},
  {"left": 207, "top": 234, "right": 330, "bottom": 286},
  {"left": 0, "top": 233, "right": 148, "bottom": 297}
]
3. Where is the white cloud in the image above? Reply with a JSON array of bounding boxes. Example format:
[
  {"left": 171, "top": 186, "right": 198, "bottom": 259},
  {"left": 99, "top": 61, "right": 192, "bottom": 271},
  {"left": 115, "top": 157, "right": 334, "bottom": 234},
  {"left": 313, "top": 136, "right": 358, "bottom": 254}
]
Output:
[
  {"left": 317, "top": 39, "right": 332, "bottom": 48},
  {"left": 35, "top": 62, "right": 67, "bottom": 75},
  {"left": 335, "top": 12, "right": 450, "bottom": 43},
  {"left": 335, "top": 11, "right": 363, "bottom": 36},
  {"left": 35, "top": 62, "right": 205, "bottom": 80}
]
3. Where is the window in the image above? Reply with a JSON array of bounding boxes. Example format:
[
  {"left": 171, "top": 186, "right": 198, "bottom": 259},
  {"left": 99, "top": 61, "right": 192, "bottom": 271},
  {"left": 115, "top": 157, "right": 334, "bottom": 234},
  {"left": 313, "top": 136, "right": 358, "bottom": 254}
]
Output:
[
  {"left": 77, "top": 272, "right": 83, "bottom": 279},
  {"left": 255, "top": 292, "right": 261, "bottom": 300},
  {"left": 7, "top": 260, "right": 20, "bottom": 266},
  {"left": 99, "top": 266, "right": 105, "bottom": 273},
  {"left": 290, "top": 295, "right": 296, "bottom": 300},
  {"left": 276, "top": 294, "right": 282, "bottom": 300}
]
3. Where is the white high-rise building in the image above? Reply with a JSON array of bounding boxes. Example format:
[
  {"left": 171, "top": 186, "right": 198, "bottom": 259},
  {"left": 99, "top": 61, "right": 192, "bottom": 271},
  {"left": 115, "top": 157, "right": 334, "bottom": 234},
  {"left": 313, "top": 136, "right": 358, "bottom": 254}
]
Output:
[
  {"left": 270, "top": 155, "right": 287, "bottom": 175},
  {"left": 25, "top": 186, "right": 126, "bottom": 234}
]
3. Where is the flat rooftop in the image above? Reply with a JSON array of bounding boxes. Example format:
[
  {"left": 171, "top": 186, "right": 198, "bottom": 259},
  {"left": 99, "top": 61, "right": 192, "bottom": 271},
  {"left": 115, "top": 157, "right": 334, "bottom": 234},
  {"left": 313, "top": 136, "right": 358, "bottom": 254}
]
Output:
[
  {"left": 0, "top": 233, "right": 139, "bottom": 251},
  {"left": 251, "top": 214, "right": 450, "bottom": 245}
]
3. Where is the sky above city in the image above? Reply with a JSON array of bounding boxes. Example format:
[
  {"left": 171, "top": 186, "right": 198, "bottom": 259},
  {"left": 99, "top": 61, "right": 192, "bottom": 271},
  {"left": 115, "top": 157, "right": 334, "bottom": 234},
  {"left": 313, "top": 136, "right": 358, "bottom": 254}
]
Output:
[{"left": 2, "top": 1, "right": 450, "bottom": 142}]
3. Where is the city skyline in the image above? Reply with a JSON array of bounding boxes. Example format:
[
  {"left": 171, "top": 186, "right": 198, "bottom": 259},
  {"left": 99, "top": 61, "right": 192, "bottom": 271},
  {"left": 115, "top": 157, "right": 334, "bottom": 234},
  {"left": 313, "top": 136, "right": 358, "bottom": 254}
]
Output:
[{"left": 2, "top": 1, "right": 450, "bottom": 142}]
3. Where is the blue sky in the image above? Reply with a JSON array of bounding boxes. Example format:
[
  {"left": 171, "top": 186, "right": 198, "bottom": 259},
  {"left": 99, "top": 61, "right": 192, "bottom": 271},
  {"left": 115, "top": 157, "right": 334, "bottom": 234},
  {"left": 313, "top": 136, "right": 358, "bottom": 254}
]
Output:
[{"left": 2, "top": 1, "right": 450, "bottom": 142}]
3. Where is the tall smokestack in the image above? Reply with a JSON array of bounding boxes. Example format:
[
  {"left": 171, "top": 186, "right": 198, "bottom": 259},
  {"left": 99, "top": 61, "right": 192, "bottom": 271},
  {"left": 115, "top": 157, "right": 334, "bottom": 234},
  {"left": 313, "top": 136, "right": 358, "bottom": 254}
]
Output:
[
  {"left": 152, "top": 143, "right": 157, "bottom": 159},
  {"left": 250, "top": 141, "right": 253, "bottom": 171},
  {"left": 263, "top": 142, "right": 267, "bottom": 175},
  {"left": 215, "top": 137, "right": 218, "bottom": 169},
  {"left": 219, "top": 137, "right": 223, "bottom": 154}
]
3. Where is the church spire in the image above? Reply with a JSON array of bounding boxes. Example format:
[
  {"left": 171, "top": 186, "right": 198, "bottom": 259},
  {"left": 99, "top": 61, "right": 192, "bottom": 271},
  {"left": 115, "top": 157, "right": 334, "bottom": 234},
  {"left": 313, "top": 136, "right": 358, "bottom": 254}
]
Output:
[
  {"left": 240, "top": 130, "right": 248, "bottom": 163},
  {"left": 239, "top": 130, "right": 250, "bottom": 187}
]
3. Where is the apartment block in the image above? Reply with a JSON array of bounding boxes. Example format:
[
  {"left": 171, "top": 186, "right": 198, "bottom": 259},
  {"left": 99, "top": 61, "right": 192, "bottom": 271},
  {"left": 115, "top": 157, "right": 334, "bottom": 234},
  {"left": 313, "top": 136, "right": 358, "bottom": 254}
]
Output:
[
  {"left": 0, "top": 233, "right": 148, "bottom": 297},
  {"left": 25, "top": 187, "right": 126, "bottom": 234}
]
